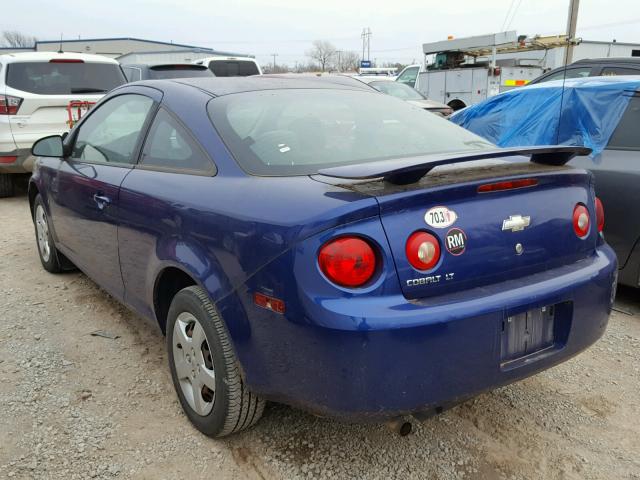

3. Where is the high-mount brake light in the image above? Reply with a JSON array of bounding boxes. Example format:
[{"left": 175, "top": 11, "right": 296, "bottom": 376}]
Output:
[
  {"left": 573, "top": 204, "right": 590, "bottom": 238},
  {"left": 595, "top": 197, "right": 605, "bottom": 233},
  {"left": 0, "top": 94, "right": 23, "bottom": 115},
  {"left": 478, "top": 178, "right": 538, "bottom": 193},
  {"left": 49, "top": 59, "right": 84, "bottom": 63},
  {"left": 318, "top": 237, "right": 377, "bottom": 288},
  {"left": 406, "top": 231, "right": 441, "bottom": 271}
]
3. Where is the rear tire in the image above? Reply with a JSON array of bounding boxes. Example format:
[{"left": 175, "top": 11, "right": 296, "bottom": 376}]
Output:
[
  {"left": 32, "top": 194, "right": 63, "bottom": 273},
  {"left": 0, "top": 173, "right": 15, "bottom": 198},
  {"left": 167, "top": 286, "right": 265, "bottom": 437}
]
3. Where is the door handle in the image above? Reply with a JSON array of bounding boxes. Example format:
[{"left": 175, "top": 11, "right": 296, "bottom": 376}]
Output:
[{"left": 93, "top": 194, "right": 111, "bottom": 210}]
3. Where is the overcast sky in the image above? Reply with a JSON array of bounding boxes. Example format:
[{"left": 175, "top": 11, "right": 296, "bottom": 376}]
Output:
[{"left": 3, "top": 0, "right": 639, "bottom": 66}]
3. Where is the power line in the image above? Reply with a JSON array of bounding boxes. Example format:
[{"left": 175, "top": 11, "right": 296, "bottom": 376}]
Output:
[
  {"left": 500, "top": 0, "right": 518, "bottom": 31},
  {"left": 505, "top": 0, "right": 524, "bottom": 30}
]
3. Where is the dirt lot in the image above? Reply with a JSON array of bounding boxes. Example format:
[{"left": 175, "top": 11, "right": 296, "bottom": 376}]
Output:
[{"left": 0, "top": 190, "right": 639, "bottom": 480}]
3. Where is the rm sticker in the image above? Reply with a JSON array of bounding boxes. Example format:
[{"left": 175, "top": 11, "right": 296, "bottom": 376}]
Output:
[{"left": 445, "top": 228, "right": 467, "bottom": 256}]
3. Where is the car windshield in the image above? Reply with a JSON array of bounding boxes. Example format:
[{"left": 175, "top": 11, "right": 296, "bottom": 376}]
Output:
[
  {"left": 6, "top": 61, "right": 126, "bottom": 94},
  {"left": 370, "top": 81, "right": 425, "bottom": 100},
  {"left": 148, "top": 65, "right": 213, "bottom": 79},
  {"left": 208, "top": 89, "right": 493, "bottom": 176},
  {"left": 209, "top": 60, "right": 259, "bottom": 77}
]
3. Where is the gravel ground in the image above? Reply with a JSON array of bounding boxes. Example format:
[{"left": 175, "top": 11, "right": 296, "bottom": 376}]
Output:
[{"left": 0, "top": 190, "right": 639, "bottom": 480}]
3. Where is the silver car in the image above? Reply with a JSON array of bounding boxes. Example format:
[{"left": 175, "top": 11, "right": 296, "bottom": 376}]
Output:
[{"left": 367, "top": 79, "right": 453, "bottom": 117}]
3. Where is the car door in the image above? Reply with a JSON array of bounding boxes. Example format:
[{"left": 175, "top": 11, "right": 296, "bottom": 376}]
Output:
[
  {"left": 569, "top": 93, "right": 640, "bottom": 269},
  {"left": 117, "top": 107, "right": 215, "bottom": 318},
  {"left": 49, "top": 88, "right": 159, "bottom": 299}
]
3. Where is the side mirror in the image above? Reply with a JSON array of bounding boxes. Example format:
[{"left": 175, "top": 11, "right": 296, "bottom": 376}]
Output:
[{"left": 32, "top": 135, "right": 64, "bottom": 158}]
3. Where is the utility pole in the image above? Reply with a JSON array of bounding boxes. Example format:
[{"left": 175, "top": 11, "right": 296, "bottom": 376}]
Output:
[
  {"left": 361, "top": 28, "right": 372, "bottom": 62},
  {"left": 564, "top": 0, "right": 580, "bottom": 65},
  {"left": 271, "top": 53, "right": 278, "bottom": 71}
]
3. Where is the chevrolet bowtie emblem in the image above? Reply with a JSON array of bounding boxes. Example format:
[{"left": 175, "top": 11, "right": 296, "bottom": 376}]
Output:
[{"left": 502, "top": 215, "right": 531, "bottom": 232}]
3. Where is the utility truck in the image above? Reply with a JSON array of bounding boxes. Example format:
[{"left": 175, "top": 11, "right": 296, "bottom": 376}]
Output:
[{"left": 396, "top": 31, "right": 572, "bottom": 110}]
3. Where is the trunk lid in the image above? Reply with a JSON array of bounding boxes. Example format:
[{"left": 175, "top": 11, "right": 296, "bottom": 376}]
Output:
[
  {"left": 6, "top": 90, "right": 103, "bottom": 149},
  {"left": 320, "top": 158, "right": 598, "bottom": 300}
]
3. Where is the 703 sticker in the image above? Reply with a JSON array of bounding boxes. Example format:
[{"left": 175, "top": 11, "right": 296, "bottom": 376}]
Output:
[{"left": 424, "top": 206, "right": 457, "bottom": 229}]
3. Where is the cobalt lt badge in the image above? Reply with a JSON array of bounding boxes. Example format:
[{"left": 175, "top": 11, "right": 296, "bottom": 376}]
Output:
[{"left": 445, "top": 228, "right": 467, "bottom": 256}]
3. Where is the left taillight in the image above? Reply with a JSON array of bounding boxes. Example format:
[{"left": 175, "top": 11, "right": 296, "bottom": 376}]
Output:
[
  {"left": 0, "top": 94, "right": 23, "bottom": 115},
  {"left": 318, "top": 236, "right": 377, "bottom": 288},
  {"left": 595, "top": 197, "right": 605, "bottom": 233}
]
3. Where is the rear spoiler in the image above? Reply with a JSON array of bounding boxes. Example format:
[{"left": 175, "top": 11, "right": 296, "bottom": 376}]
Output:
[{"left": 317, "top": 145, "right": 592, "bottom": 185}]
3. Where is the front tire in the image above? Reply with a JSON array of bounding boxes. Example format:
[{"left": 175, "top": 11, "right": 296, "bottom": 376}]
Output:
[
  {"left": 0, "top": 173, "right": 15, "bottom": 198},
  {"left": 167, "top": 286, "right": 265, "bottom": 437},
  {"left": 33, "top": 194, "right": 63, "bottom": 273}
]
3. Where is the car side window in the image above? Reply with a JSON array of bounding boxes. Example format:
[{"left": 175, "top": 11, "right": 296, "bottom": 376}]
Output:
[
  {"left": 397, "top": 67, "right": 419, "bottom": 86},
  {"left": 539, "top": 67, "right": 592, "bottom": 83},
  {"left": 607, "top": 96, "right": 640, "bottom": 151},
  {"left": 140, "top": 108, "right": 214, "bottom": 173},
  {"left": 71, "top": 94, "right": 154, "bottom": 164},
  {"left": 122, "top": 66, "right": 142, "bottom": 82},
  {"left": 601, "top": 66, "right": 640, "bottom": 76}
]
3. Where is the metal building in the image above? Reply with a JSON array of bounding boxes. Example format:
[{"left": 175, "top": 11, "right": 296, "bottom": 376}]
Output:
[{"left": 0, "top": 37, "right": 250, "bottom": 64}]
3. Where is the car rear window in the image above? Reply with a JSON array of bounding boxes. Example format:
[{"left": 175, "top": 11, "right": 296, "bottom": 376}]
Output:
[
  {"left": 6, "top": 61, "right": 126, "bottom": 95},
  {"left": 208, "top": 60, "right": 259, "bottom": 77},
  {"left": 208, "top": 89, "right": 493, "bottom": 176},
  {"left": 148, "top": 65, "right": 214, "bottom": 79}
]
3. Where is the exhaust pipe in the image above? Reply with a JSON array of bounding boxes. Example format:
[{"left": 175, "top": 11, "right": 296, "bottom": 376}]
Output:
[{"left": 385, "top": 417, "right": 413, "bottom": 436}]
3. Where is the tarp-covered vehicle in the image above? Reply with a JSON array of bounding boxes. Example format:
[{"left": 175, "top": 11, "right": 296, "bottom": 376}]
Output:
[{"left": 452, "top": 77, "right": 640, "bottom": 288}]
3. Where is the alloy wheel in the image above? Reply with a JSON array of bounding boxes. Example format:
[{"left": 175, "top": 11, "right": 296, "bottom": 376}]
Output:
[
  {"left": 35, "top": 205, "right": 51, "bottom": 262},
  {"left": 172, "top": 312, "right": 216, "bottom": 416}
]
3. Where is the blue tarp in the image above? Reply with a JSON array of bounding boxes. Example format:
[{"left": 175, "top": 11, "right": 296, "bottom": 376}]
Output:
[{"left": 450, "top": 76, "right": 640, "bottom": 156}]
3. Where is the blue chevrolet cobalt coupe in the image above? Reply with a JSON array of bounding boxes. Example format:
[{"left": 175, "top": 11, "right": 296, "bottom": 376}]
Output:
[{"left": 28, "top": 76, "right": 617, "bottom": 437}]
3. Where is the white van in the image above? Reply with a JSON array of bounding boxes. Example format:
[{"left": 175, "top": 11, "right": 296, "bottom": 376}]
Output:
[{"left": 194, "top": 56, "right": 262, "bottom": 77}]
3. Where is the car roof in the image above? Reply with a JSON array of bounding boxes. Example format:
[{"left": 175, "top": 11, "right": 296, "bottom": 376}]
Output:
[
  {"left": 169, "top": 75, "right": 377, "bottom": 96},
  {"left": 573, "top": 57, "right": 640, "bottom": 65},
  {"left": 124, "top": 63, "right": 208, "bottom": 69},
  {"left": 531, "top": 75, "right": 640, "bottom": 89},
  {"left": 195, "top": 56, "right": 258, "bottom": 63},
  {"left": 0, "top": 51, "right": 119, "bottom": 64}
]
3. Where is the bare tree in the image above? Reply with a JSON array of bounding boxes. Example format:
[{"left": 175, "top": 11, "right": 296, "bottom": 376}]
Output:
[
  {"left": 261, "top": 64, "right": 289, "bottom": 74},
  {"left": 306, "top": 40, "right": 336, "bottom": 72},
  {"left": 338, "top": 51, "right": 360, "bottom": 72},
  {"left": 2, "top": 31, "right": 37, "bottom": 48}
]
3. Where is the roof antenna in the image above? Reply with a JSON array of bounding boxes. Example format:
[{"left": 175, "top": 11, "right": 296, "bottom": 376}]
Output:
[{"left": 57, "top": 33, "right": 63, "bottom": 53}]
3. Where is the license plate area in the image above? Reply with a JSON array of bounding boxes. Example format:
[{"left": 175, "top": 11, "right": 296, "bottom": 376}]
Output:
[{"left": 500, "top": 304, "right": 563, "bottom": 369}]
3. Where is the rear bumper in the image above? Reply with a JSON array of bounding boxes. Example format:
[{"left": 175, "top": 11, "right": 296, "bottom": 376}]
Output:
[
  {"left": 0, "top": 148, "right": 34, "bottom": 174},
  {"left": 225, "top": 245, "right": 617, "bottom": 420}
]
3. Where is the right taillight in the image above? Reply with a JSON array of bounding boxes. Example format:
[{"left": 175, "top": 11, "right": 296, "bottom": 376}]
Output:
[
  {"left": 595, "top": 197, "right": 604, "bottom": 233},
  {"left": 0, "top": 94, "right": 23, "bottom": 115},
  {"left": 573, "top": 203, "right": 590, "bottom": 238},
  {"left": 406, "top": 231, "right": 441, "bottom": 271},
  {"left": 318, "top": 236, "right": 378, "bottom": 288}
]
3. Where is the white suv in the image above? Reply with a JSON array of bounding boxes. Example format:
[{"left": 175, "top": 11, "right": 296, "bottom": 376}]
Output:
[
  {"left": 194, "top": 56, "right": 262, "bottom": 77},
  {"left": 0, "top": 52, "right": 126, "bottom": 197}
]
